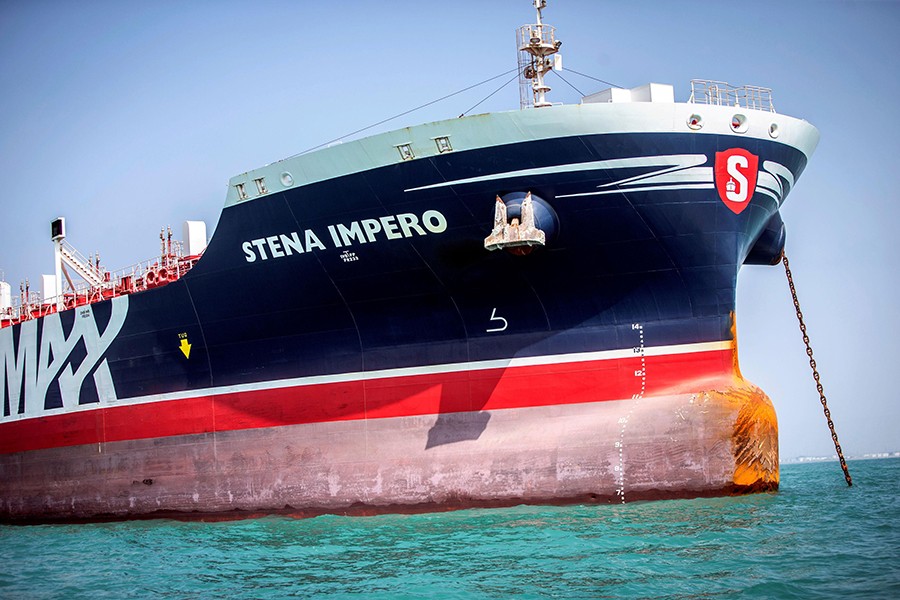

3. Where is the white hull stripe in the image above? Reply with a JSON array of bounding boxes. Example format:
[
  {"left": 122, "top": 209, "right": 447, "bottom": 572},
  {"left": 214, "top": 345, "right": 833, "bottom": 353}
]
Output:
[
  {"left": 124, "top": 340, "right": 732, "bottom": 403},
  {"left": 0, "top": 340, "right": 733, "bottom": 422}
]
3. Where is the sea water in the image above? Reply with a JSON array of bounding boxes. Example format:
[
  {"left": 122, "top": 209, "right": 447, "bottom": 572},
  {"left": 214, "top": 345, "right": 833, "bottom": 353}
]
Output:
[{"left": 1, "top": 458, "right": 897, "bottom": 599}]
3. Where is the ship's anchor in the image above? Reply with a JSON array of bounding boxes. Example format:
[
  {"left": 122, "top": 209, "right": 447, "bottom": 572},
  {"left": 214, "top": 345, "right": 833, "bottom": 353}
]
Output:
[
  {"left": 483, "top": 191, "right": 547, "bottom": 254},
  {"left": 782, "top": 250, "right": 852, "bottom": 486}
]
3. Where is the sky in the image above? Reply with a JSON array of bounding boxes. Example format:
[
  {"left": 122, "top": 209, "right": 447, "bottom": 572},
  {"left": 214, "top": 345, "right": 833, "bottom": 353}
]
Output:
[{"left": 0, "top": 0, "right": 897, "bottom": 462}]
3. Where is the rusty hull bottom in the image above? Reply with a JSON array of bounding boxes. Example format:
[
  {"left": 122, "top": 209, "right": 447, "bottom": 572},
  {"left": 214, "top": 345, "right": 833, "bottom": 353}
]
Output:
[{"left": 0, "top": 380, "right": 778, "bottom": 524}]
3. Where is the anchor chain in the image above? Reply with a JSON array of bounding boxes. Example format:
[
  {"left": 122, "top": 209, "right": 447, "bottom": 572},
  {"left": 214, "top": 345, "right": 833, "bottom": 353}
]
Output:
[{"left": 782, "top": 251, "right": 852, "bottom": 486}]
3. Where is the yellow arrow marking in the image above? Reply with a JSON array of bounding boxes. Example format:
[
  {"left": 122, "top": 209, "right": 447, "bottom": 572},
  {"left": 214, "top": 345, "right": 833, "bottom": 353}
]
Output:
[{"left": 179, "top": 336, "right": 191, "bottom": 359}]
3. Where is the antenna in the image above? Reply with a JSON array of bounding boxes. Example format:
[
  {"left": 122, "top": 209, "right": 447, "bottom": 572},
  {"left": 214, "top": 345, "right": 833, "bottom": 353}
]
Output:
[{"left": 517, "top": 0, "right": 562, "bottom": 109}]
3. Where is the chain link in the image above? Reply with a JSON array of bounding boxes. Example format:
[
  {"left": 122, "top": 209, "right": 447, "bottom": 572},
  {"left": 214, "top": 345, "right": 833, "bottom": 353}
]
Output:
[{"left": 782, "top": 251, "right": 852, "bottom": 486}]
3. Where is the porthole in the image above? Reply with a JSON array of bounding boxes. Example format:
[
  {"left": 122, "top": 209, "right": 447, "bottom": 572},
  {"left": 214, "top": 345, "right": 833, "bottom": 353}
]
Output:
[
  {"left": 281, "top": 172, "right": 294, "bottom": 186},
  {"left": 687, "top": 114, "right": 703, "bottom": 130},
  {"left": 768, "top": 123, "right": 780, "bottom": 138},
  {"left": 731, "top": 114, "right": 748, "bottom": 133}
]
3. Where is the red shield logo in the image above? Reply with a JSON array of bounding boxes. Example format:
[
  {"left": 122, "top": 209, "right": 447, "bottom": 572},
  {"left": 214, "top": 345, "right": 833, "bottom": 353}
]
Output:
[{"left": 715, "top": 148, "right": 759, "bottom": 214}]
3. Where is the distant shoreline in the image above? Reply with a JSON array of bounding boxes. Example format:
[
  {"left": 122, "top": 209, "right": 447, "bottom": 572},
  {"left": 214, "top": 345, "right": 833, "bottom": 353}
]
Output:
[{"left": 782, "top": 452, "right": 899, "bottom": 465}]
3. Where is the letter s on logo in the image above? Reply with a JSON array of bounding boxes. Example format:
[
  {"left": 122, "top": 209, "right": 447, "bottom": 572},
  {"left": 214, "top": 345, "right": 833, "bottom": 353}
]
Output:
[
  {"left": 242, "top": 241, "right": 257, "bottom": 262},
  {"left": 715, "top": 148, "right": 759, "bottom": 215},
  {"left": 725, "top": 155, "right": 749, "bottom": 203}
]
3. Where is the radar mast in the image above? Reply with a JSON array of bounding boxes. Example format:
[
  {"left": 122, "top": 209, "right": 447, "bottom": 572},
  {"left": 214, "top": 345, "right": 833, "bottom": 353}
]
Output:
[{"left": 517, "top": 0, "right": 563, "bottom": 109}]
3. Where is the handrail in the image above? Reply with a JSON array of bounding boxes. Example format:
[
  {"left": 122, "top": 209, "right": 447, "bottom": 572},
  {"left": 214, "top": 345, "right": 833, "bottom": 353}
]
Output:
[{"left": 688, "top": 79, "right": 776, "bottom": 113}]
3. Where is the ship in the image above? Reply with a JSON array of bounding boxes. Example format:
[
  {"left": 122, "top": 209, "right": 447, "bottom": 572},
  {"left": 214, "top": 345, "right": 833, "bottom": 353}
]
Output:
[{"left": 0, "top": 1, "right": 818, "bottom": 523}]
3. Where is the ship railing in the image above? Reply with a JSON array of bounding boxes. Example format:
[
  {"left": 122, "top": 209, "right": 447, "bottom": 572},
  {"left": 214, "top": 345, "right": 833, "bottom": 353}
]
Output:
[
  {"left": 688, "top": 79, "right": 775, "bottom": 113},
  {"left": 5, "top": 290, "right": 45, "bottom": 324},
  {"left": 1, "top": 242, "right": 201, "bottom": 328}
]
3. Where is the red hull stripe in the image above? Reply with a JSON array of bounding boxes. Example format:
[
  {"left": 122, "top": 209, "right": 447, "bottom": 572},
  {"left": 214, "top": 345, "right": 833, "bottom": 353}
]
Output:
[{"left": 0, "top": 348, "right": 733, "bottom": 454}]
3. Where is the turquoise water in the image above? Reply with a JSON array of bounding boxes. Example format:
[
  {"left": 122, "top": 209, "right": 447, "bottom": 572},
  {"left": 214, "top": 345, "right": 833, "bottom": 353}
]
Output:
[{"left": 1, "top": 459, "right": 897, "bottom": 599}]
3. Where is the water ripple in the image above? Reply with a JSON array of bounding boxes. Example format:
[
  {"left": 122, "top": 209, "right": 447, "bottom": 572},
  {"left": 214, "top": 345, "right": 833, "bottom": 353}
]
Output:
[{"left": 1, "top": 459, "right": 897, "bottom": 599}]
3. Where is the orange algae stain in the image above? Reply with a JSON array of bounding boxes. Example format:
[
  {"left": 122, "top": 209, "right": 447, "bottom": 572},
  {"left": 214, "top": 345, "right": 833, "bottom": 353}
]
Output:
[
  {"left": 730, "top": 384, "right": 779, "bottom": 487},
  {"left": 716, "top": 311, "right": 779, "bottom": 489}
]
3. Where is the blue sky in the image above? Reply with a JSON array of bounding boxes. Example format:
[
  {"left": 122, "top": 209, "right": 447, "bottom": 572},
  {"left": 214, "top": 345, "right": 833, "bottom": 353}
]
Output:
[{"left": 1, "top": 0, "right": 897, "bottom": 462}]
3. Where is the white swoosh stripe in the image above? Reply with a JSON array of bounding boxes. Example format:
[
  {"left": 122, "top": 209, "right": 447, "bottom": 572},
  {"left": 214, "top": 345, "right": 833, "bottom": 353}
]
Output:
[
  {"left": 612, "top": 166, "right": 713, "bottom": 187},
  {"left": 403, "top": 154, "right": 708, "bottom": 192},
  {"left": 558, "top": 183, "right": 715, "bottom": 198},
  {"left": 596, "top": 156, "right": 708, "bottom": 188}
]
